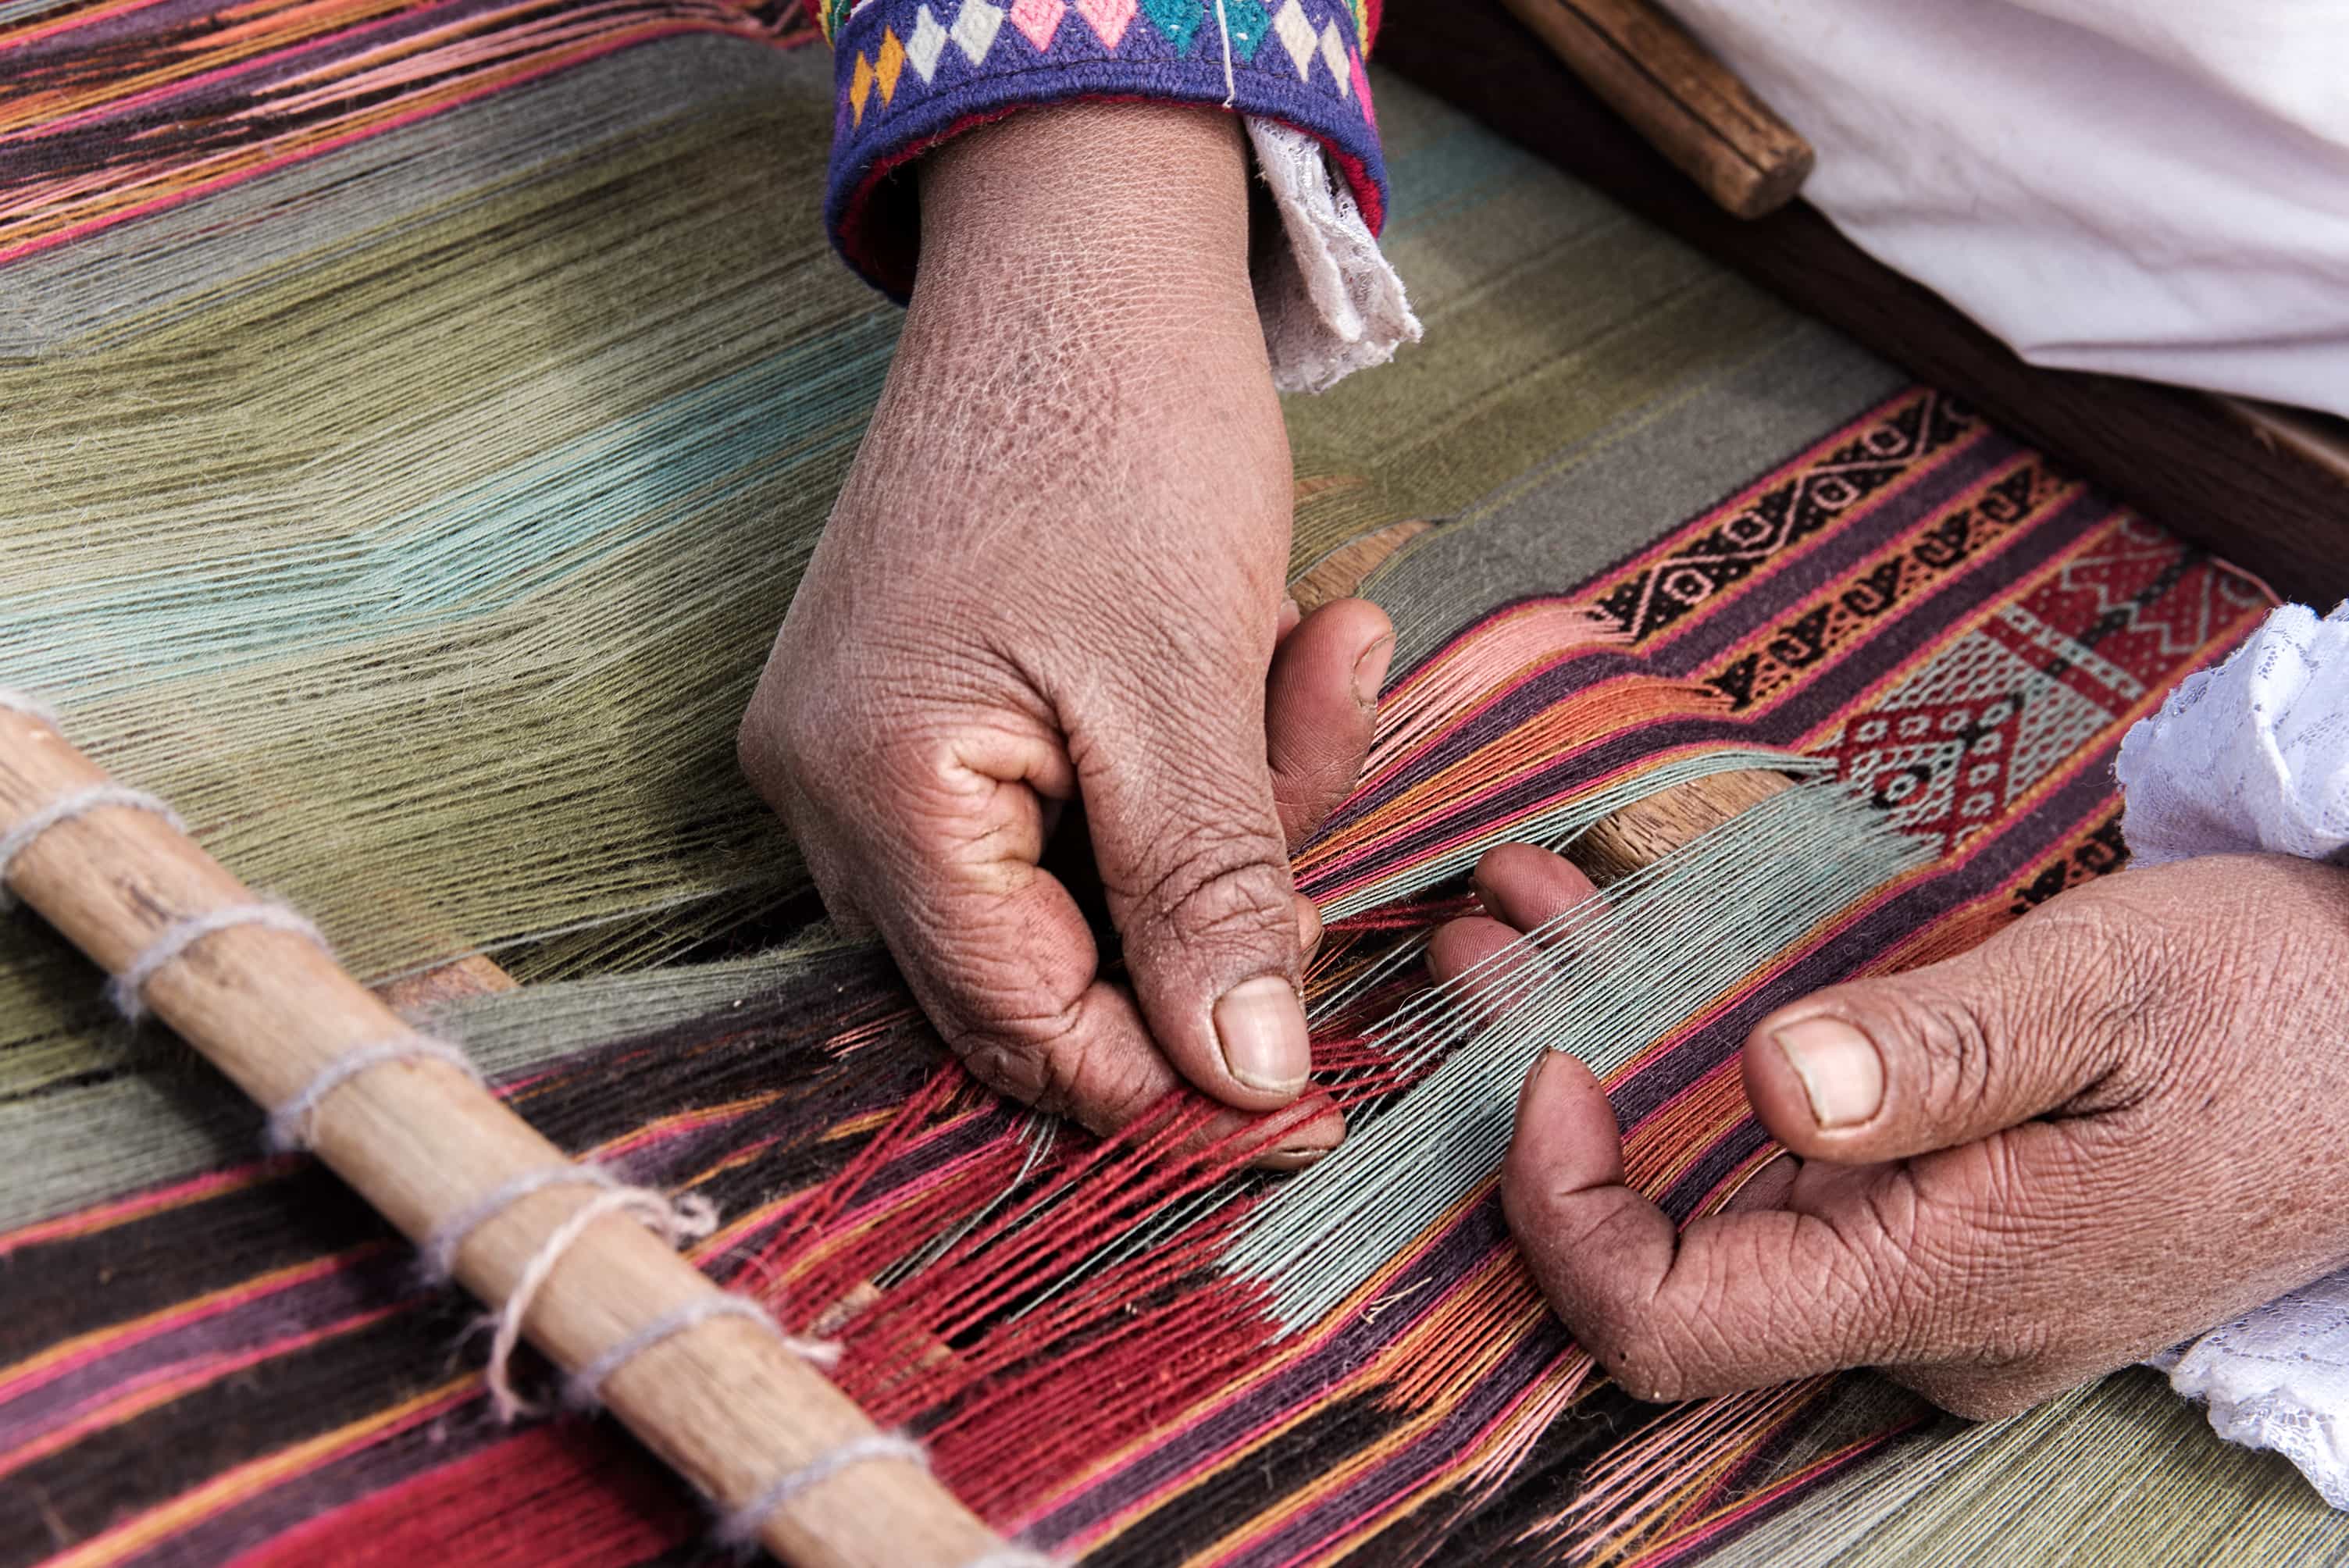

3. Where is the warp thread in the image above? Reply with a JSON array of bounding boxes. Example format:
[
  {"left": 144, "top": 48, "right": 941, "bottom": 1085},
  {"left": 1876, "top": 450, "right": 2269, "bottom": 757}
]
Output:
[
  {"left": 0, "top": 784, "right": 186, "bottom": 912},
  {"left": 108, "top": 903, "right": 329, "bottom": 1022},
  {"left": 716, "top": 1432, "right": 932, "bottom": 1548},
  {"left": 563, "top": 1293, "right": 841, "bottom": 1409},
  {"left": 266, "top": 1033, "right": 486, "bottom": 1153},
  {"left": 0, "top": 687, "right": 58, "bottom": 725}
]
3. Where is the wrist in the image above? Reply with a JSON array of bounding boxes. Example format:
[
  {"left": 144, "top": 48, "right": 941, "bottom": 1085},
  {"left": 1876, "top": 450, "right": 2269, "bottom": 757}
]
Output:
[{"left": 911, "top": 103, "right": 1258, "bottom": 333}]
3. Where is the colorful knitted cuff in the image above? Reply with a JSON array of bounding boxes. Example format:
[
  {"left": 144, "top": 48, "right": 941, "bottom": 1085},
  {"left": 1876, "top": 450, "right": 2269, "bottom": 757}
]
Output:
[{"left": 823, "top": 0, "right": 1387, "bottom": 299}]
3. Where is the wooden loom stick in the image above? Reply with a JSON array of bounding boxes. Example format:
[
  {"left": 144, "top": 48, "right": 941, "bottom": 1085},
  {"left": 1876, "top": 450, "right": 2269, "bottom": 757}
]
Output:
[
  {"left": 0, "top": 708, "right": 1011, "bottom": 1568},
  {"left": 1570, "top": 767, "right": 1794, "bottom": 885},
  {"left": 1497, "top": 0, "right": 1812, "bottom": 219}
]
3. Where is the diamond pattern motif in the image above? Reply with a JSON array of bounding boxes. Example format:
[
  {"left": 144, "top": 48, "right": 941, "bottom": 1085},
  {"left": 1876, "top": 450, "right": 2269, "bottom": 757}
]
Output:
[
  {"left": 950, "top": 0, "right": 1004, "bottom": 62},
  {"left": 850, "top": 50, "right": 876, "bottom": 123},
  {"left": 1140, "top": 0, "right": 1203, "bottom": 50},
  {"left": 1829, "top": 697, "right": 2018, "bottom": 853},
  {"left": 1076, "top": 0, "right": 1135, "bottom": 46},
  {"left": 831, "top": 0, "right": 1379, "bottom": 204},
  {"left": 843, "top": 0, "right": 1352, "bottom": 92},
  {"left": 1010, "top": 0, "right": 1065, "bottom": 48},
  {"left": 905, "top": 4, "right": 948, "bottom": 80},
  {"left": 1221, "top": 0, "right": 1267, "bottom": 61},
  {"left": 1271, "top": 0, "right": 1314, "bottom": 77},
  {"left": 1317, "top": 18, "right": 1346, "bottom": 94}
]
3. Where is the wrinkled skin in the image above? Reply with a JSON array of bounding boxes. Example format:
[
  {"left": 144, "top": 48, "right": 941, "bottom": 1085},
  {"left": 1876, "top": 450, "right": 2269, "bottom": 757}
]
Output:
[
  {"left": 1438, "top": 843, "right": 2349, "bottom": 1416},
  {"left": 746, "top": 98, "right": 2349, "bottom": 1420},
  {"left": 741, "top": 104, "right": 1385, "bottom": 1156}
]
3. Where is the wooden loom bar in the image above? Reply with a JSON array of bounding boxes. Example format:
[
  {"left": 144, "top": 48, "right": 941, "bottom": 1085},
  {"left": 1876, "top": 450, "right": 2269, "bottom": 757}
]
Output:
[
  {"left": 1496, "top": 0, "right": 1812, "bottom": 219},
  {"left": 1570, "top": 767, "right": 1791, "bottom": 886},
  {"left": 0, "top": 707, "right": 1009, "bottom": 1568}
]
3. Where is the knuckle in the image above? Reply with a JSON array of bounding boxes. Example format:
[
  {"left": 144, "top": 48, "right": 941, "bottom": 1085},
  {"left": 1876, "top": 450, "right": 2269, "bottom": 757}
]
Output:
[
  {"left": 951, "top": 1008, "right": 1089, "bottom": 1119},
  {"left": 1591, "top": 1320, "right": 1695, "bottom": 1405},
  {"left": 959, "top": 1039, "right": 1053, "bottom": 1107},
  {"left": 1127, "top": 824, "right": 1292, "bottom": 946},
  {"left": 1941, "top": 1385, "right": 2034, "bottom": 1422},
  {"left": 954, "top": 1023, "right": 1080, "bottom": 1121},
  {"left": 1892, "top": 987, "right": 2008, "bottom": 1128},
  {"left": 1999, "top": 872, "right": 2241, "bottom": 1103}
]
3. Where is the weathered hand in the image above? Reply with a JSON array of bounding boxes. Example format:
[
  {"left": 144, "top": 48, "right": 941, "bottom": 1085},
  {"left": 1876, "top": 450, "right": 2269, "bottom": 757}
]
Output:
[
  {"left": 1432, "top": 840, "right": 2349, "bottom": 1416},
  {"left": 740, "top": 104, "right": 1391, "bottom": 1149}
]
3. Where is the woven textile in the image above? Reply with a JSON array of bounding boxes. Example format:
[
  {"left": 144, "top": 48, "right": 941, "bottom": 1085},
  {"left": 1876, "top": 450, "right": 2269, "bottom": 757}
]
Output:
[
  {"left": 0, "top": 387, "right": 2278, "bottom": 1563},
  {"left": 0, "top": 14, "right": 2337, "bottom": 1567}
]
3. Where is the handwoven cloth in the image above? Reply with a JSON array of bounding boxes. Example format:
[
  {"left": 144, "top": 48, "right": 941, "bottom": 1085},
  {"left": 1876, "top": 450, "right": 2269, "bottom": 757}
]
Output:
[
  {"left": 0, "top": 395, "right": 2280, "bottom": 1566},
  {"left": 0, "top": 21, "right": 2321, "bottom": 1566}
]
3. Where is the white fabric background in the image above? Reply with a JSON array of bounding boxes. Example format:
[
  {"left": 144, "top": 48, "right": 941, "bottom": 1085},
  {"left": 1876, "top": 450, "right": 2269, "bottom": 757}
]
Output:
[{"left": 1662, "top": 1, "right": 2349, "bottom": 418}]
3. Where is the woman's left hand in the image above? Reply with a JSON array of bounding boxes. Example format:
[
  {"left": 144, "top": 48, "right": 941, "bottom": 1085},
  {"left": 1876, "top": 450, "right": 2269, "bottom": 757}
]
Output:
[{"left": 1432, "top": 844, "right": 2349, "bottom": 1416}]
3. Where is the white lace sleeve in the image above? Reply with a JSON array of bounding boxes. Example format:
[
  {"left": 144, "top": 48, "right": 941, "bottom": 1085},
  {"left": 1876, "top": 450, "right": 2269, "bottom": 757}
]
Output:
[
  {"left": 2115, "top": 600, "right": 2349, "bottom": 1506},
  {"left": 1243, "top": 118, "right": 1421, "bottom": 395}
]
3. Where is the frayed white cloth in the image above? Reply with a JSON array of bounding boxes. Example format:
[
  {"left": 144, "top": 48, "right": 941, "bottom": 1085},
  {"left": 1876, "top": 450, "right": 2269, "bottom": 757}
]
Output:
[
  {"left": 2116, "top": 601, "right": 2349, "bottom": 870},
  {"left": 2151, "top": 1273, "right": 2349, "bottom": 1509},
  {"left": 2118, "top": 600, "right": 2349, "bottom": 1505},
  {"left": 1244, "top": 118, "right": 1420, "bottom": 395}
]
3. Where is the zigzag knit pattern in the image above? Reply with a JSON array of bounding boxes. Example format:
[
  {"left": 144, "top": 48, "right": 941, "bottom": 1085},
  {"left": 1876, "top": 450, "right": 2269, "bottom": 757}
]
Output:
[{"left": 824, "top": 0, "right": 1387, "bottom": 297}]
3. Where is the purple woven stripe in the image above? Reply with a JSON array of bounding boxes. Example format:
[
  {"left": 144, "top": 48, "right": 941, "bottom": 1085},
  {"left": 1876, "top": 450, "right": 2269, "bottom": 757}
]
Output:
[{"left": 825, "top": 0, "right": 1385, "bottom": 296}]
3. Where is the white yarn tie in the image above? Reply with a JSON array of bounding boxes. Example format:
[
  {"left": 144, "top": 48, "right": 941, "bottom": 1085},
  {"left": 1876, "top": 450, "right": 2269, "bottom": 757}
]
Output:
[
  {"left": 0, "top": 688, "right": 58, "bottom": 725},
  {"left": 423, "top": 1163, "right": 627, "bottom": 1280},
  {"left": 481, "top": 1183, "right": 715, "bottom": 1419},
  {"left": 957, "top": 1551, "right": 1065, "bottom": 1568},
  {"left": 0, "top": 784, "right": 185, "bottom": 912},
  {"left": 717, "top": 1433, "right": 931, "bottom": 1548},
  {"left": 564, "top": 1294, "right": 840, "bottom": 1409},
  {"left": 108, "top": 902, "right": 328, "bottom": 1022},
  {"left": 266, "top": 1033, "right": 484, "bottom": 1152},
  {"left": 1213, "top": 0, "right": 1237, "bottom": 105},
  {"left": 422, "top": 1161, "right": 718, "bottom": 1420}
]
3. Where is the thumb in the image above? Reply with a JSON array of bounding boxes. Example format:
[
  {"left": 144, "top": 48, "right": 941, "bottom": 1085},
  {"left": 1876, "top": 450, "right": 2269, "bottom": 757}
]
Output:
[
  {"left": 1078, "top": 682, "right": 1313, "bottom": 1114},
  {"left": 1741, "top": 911, "right": 2131, "bottom": 1164}
]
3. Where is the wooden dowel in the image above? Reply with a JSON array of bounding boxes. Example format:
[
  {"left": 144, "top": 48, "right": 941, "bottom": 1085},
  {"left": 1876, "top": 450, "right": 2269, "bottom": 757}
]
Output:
[
  {"left": 1569, "top": 766, "right": 1795, "bottom": 883},
  {"left": 1498, "top": 0, "right": 1813, "bottom": 219},
  {"left": 0, "top": 708, "right": 1009, "bottom": 1568}
]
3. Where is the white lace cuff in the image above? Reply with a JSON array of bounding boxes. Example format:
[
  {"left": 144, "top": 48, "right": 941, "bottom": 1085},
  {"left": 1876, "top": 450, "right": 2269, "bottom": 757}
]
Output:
[
  {"left": 2116, "top": 600, "right": 2349, "bottom": 1506},
  {"left": 1245, "top": 118, "right": 1421, "bottom": 395}
]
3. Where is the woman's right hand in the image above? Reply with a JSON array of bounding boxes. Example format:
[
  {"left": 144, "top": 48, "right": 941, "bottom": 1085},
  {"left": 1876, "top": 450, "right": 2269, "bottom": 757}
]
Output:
[{"left": 739, "top": 103, "right": 1392, "bottom": 1152}]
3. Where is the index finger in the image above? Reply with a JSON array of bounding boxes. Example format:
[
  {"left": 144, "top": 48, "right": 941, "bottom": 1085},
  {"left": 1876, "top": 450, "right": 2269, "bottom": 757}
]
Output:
[{"left": 847, "top": 722, "right": 1344, "bottom": 1158}]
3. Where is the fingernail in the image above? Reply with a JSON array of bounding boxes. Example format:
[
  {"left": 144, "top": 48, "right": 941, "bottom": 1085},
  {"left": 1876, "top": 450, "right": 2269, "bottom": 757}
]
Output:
[
  {"left": 1353, "top": 634, "right": 1395, "bottom": 710},
  {"left": 1264, "top": 1144, "right": 1331, "bottom": 1171},
  {"left": 1772, "top": 1017, "right": 1884, "bottom": 1128},
  {"left": 1277, "top": 597, "right": 1303, "bottom": 634},
  {"left": 1215, "top": 976, "right": 1312, "bottom": 1094}
]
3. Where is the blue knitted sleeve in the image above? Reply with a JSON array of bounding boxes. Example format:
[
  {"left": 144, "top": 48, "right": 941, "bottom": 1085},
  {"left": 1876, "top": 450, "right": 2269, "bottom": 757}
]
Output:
[{"left": 819, "top": 0, "right": 1388, "bottom": 298}]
